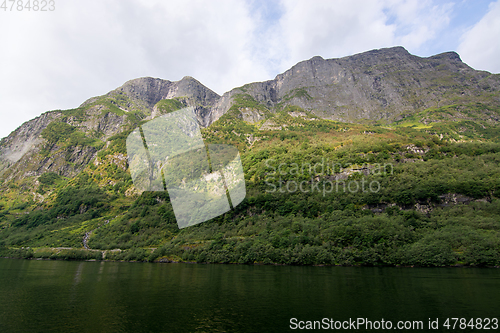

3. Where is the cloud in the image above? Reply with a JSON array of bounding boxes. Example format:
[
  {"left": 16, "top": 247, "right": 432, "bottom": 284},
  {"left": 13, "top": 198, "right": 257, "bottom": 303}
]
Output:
[
  {"left": 270, "top": 0, "right": 453, "bottom": 71},
  {"left": 458, "top": 0, "right": 500, "bottom": 73},
  {"left": 0, "top": 0, "right": 271, "bottom": 138},
  {"left": 387, "top": 0, "right": 454, "bottom": 51}
]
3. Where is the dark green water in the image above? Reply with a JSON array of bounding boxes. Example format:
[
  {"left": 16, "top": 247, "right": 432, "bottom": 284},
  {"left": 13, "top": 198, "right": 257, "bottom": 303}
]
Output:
[{"left": 0, "top": 258, "right": 498, "bottom": 332}]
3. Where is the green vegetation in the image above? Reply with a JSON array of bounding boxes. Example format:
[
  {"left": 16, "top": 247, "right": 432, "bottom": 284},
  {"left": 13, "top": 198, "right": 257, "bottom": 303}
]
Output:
[
  {"left": 154, "top": 98, "right": 185, "bottom": 115},
  {"left": 283, "top": 87, "right": 313, "bottom": 101},
  {"left": 41, "top": 122, "right": 76, "bottom": 145},
  {"left": 60, "top": 107, "right": 88, "bottom": 121},
  {"left": 146, "top": 199, "right": 500, "bottom": 266},
  {"left": 393, "top": 103, "right": 500, "bottom": 141},
  {"left": 2, "top": 93, "right": 500, "bottom": 267},
  {"left": 230, "top": 94, "right": 270, "bottom": 113},
  {"left": 39, "top": 172, "right": 61, "bottom": 185},
  {"left": 1, "top": 247, "right": 103, "bottom": 261},
  {"left": 40, "top": 121, "right": 104, "bottom": 153}
]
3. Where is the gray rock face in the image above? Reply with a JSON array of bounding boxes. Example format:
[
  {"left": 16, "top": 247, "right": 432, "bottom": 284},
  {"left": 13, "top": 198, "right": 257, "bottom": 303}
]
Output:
[
  {"left": 81, "top": 76, "right": 221, "bottom": 126},
  {"left": 111, "top": 77, "right": 175, "bottom": 109},
  {"left": 207, "top": 46, "right": 500, "bottom": 124},
  {"left": 172, "top": 76, "right": 221, "bottom": 127},
  {"left": 0, "top": 112, "right": 59, "bottom": 164},
  {"left": 210, "top": 89, "right": 241, "bottom": 124},
  {"left": 113, "top": 76, "right": 219, "bottom": 109},
  {"left": 0, "top": 112, "right": 62, "bottom": 180}
]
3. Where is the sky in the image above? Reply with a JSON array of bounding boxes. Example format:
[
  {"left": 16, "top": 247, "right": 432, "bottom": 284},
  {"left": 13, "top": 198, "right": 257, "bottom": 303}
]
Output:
[{"left": 0, "top": 0, "right": 499, "bottom": 139}]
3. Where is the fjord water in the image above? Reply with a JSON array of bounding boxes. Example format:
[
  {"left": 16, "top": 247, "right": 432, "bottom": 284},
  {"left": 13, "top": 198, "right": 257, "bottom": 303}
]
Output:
[{"left": 0, "top": 258, "right": 498, "bottom": 332}]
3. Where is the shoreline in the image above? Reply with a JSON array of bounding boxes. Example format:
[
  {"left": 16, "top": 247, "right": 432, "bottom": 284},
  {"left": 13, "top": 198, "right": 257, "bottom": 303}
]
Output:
[{"left": 2, "top": 255, "right": 499, "bottom": 269}]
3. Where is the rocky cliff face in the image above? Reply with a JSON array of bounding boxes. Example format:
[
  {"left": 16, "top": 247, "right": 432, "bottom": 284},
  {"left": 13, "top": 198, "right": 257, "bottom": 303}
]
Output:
[
  {"left": 82, "top": 76, "right": 221, "bottom": 126},
  {"left": 0, "top": 113, "right": 58, "bottom": 167},
  {"left": 1, "top": 46, "right": 499, "bottom": 183},
  {"left": 81, "top": 76, "right": 220, "bottom": 111},
  {"left": 211, "top": 47, "right": 500, "bottom": 124}
]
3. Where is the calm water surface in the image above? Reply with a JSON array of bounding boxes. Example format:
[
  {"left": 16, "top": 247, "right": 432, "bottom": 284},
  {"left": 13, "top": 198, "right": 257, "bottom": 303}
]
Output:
[{"left": 0, "top": 258, "right": 498, "bottom": 332}]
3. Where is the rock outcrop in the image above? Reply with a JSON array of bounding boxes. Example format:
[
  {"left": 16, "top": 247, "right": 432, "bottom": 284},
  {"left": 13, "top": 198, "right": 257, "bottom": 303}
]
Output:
[{"left": 210, "top": 47, "right": 500, "bottom": 124}]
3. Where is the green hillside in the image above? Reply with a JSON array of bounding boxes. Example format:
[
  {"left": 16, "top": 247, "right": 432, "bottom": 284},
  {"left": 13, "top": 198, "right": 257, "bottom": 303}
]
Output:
[
  {"left": 1, "top": 95, "right": 500, "bottom": 267},
  {"left": 2, "top": 47, "right": 500, "bottom": 266}
]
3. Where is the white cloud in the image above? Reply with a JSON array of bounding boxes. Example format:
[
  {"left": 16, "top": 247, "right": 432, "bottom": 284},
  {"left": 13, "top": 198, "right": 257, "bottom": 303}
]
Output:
[
  {"left": 458, "top": 0, "right": 500, "bottom": 73},
  {"left": 0, "top": 0, "right": 271, "bottom": 138},
  {"left": 271, "top": 0, "right": 454, "bottom": 71},
  {"left": 387, "top": 0, "right": 454, "bottom": 51}
]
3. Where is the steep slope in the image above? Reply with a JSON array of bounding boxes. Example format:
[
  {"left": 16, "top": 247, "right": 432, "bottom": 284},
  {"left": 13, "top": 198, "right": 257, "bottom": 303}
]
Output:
[
  {"left": 211, "top": 46, "right": 500, "bottom": 125},
  {"left": 0, "top": 76, "right": 220, "bottom": 182}
]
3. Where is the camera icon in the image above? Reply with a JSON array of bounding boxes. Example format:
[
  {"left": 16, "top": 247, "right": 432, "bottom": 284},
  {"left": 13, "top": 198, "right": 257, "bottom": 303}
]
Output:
[{"left": 126, "top": 107, "right": 246, "bottom": 228}]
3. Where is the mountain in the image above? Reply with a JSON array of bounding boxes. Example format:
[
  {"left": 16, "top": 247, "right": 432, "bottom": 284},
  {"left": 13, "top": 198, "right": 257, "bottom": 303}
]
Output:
[
  {"left": 213, "top": 46, "right": 500, "bottom": 122},
  {"left": 1, "top": 46, "right": 500, "bottom": 267},
  {"left": 2, "top": 46, "right": 500, "bottom": 183},
  {"left": 0, "top": 76, "right": 220, "bottom": 182}
]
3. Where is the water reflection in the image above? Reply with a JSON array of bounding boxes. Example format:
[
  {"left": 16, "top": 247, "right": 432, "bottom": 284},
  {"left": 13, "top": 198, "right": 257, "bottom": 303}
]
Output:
[{"left": 0, "top": 259, "right": 499, "bottom": 333}]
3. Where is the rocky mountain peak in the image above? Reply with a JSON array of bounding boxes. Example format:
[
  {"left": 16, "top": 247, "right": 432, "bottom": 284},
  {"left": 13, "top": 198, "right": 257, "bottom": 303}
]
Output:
[
  {"left": 80, "top": 76, "right": 220, "bottom": 112},
  {"left": 116, "top": 77, "right": 174, "bottom": 108},
  {"left": 210, "top": 46, "right": 499, "bottom": 125},
  {"left": 428, "top": 51, "right": 462, "bottom": 62},
  {"left": 174, "top": 76, "right": 220, "bottom": 106}
]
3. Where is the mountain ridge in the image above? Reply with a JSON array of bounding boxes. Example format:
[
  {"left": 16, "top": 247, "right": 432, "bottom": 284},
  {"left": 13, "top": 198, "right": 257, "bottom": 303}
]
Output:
[
  {"left": 1, "top": 46, "right": 500, "bottom": 183},
  {"left": 226, "top": 47, "right": 498, "bottom": 123}
]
